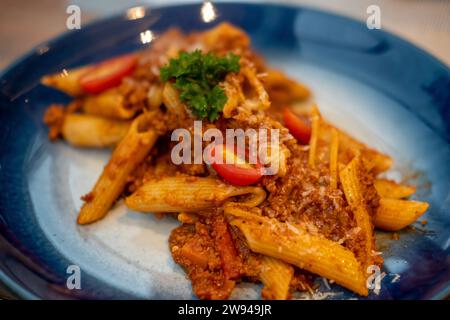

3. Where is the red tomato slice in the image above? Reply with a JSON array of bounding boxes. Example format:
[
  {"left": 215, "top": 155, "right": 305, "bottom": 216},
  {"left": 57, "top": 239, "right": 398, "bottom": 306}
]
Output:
[
  {"left": 209, "top": 144, "right": 263, "bottom": 186},
  {"left": 283, "top": 108, "right": 312, "bottom": 144},
  {"left": 79, "top": 54, "right": 138, "bottom": 94}
]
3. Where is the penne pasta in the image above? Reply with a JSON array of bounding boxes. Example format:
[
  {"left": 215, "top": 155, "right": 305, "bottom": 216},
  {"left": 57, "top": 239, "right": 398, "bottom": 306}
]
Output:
[
  {"left": 262, "top": 145, "right": 290, "bottom": 177},
  {"left": 177, "top": 212, "right": 199, "bottom": 224},
  {"left": 226, "top": 207, "right": 368, "bottom": 296},
  {"left": 308, "top": 106, "right": 320, "bottom": 167},
  {"left": 262, "top": 69, "right": 310, "bottom": 106},
  {"left": 276, "top": 146, "right": 290, "bottom": 177},
  {"left": 222, "top": 64, "right": 271, "bottom": 117},
  {"left": 125, "top": 176, "right": 266, "bottom": 213},
  {"left": 62, "top": 114, "right": 130, "bottom": 147},
  {"left": 374, "top": 198, "right": 429, "bottom": 231},
  {"left": 77, "top": 113, "right": 159, "bottom": 224},
  {"left": 320, "top": 122, "right": 392, "bottom": 174},
  {"left": 374, "top": 179, "right": 416, "bottom": 199},
  {"left": 339, "top": 155, "right": 377, "bottom": 268},
  {"left": 202, "top": 22, "right": 250, "bottom": 53},
  {"left": 364, "top": 153, "right": 393, "bottom": 174},
  {"left": 82, "top": 88, "right": 135, "bottom": 119},
  {"left": 329, "top": 128, "right": 339, "bottom": 189},
  {"left": 162, "top": 82, "right": 187, "bottom": 116},
  {"left": 41, "top": 65, "right": 92, "bottom": 96},
  {"left": 260, "top": 256, "right": 294, "bottom": 300},
  {"left": 222, "top": 73, "right": 245, "bottom": 118},
  {"left": 147, "top": 83, "right": 164, "bottom": 110},
  {"left": 241, "top": 66, "right": 270, "bottom": 110}
]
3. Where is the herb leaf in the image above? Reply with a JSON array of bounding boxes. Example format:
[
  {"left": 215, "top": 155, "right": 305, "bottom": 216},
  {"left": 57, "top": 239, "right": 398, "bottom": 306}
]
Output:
[{"left": 160, "top": 50, "right": 240, "bottom": 121}]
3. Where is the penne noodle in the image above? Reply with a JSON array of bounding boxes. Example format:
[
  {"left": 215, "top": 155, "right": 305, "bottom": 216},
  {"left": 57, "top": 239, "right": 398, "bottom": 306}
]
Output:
[
  {"left": 241, "top": 66, "right": 270, "bottom": 110},
  {"left": 162, "top": 82, "right": 187, "bottom": 116},
  {"left": 82, "top": 88, "right": 135, "bottom": 119},
  {"left": 237, "top": 187, "right": 267, "bottom": 207},
  {"left": 276, "top": 146, "right": 290, "bottom": 177},
  {"left": 62, "top": 114, "right": 130, "bottom": 147},
  {"left": 308, "top": 106, "right": 320, "bottom": 167},
  {"left": 364, "top": 152, "right": 393, "bottom": 174},
  {"left": 262, "top": 69, "right": 310, "bottom": 106},
  {"left": 263, "top": 145, "right": 290, "bottom": 177},
  {"left": 319, "top": 122, "right": 392, "bottom": 174},
  {"left": 222, "top": 73, "right": 245, "bottom": 118},
  {"left": 260, "top": 256, "right": 294, "bottom": 300},
  {"left": 202, "top": 22, "right": 250, "bottom": 52},
  {"left": 329, "top": 128, "right": 339, "bottom": 189},
  {"left": 147, "top": 83, "right": 164, "bottom": 110},
  {"left": 77, "top": 113, "right": 159, "bottom": 224},
  {"left": 223, "top": 202, "right": 263, "bottom": 219},
  {"left": 374, "top": 198, "right": 429, "bottom": 231},
  {"left": 339, "top": 155, "right": 377, "bottom": 268},
  {"left": 125, "top": 176, "right": 266, "bottom": 213},
  {"left": 374, "top": 179, "right": 416, "bottom": 199},
  {"left": 222, "top": 64, "right": 270, "bottom": 117},
  {"left": 41, "top": 65, "right": 93, "bottom": 96},
  {"left": 177, "top": 212, "right": 199, "bottom": 224},
  {"left": 226, "top": 207, "right": 368, "bottom": 296}
]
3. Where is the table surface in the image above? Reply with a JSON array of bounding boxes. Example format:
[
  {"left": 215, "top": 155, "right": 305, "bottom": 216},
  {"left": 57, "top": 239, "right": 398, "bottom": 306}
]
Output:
[
  {"left": 1, "top": 0, "right": 449, "bottom": 71},
  {"left": 0, "top": 0, "right": 449, "bottom": 299}
]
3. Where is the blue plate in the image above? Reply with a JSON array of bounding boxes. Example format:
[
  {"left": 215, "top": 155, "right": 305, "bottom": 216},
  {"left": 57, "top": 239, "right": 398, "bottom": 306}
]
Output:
[{"left": 0, "top": 2, "right": 449, "bottom": 300}]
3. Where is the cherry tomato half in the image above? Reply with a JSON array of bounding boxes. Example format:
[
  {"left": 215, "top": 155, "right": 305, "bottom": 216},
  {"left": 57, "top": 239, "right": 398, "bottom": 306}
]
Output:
[
  {"left": 79, "top": 54, "right": 138, "bottom": 94},
  {"left": 283, "top": 108, "right": 311, "bottom": 144},
  {"left": 209, "top": 144, "right": 263, "bottom": 186}
]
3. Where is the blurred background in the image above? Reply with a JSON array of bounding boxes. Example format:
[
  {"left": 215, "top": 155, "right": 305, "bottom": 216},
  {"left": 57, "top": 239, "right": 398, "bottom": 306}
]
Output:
[{"left": 0, "top": 0, "right": 449, "bottom": 71}]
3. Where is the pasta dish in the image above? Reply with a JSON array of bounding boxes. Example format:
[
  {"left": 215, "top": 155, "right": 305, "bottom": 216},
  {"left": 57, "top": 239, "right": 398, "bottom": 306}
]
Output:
[{"left": 42, "top": 23, "right": 429, "bottom": 299}]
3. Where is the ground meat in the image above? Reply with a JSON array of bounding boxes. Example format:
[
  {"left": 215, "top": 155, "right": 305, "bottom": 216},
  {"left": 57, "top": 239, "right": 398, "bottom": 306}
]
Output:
[
  {"left": 43, "top": 104, "right": 65, "bottom": 140},
  {"left": 80, "top": 191, "right": 94, "bottom": 203},
  {"left": 179, "top": 163, "right": 207, "bottom": 176},
  {"left": 290, "top": 268, "right": 315, "bottom": 293},
  {"left": 43, "top": 100, "right": 84, "bottom": 140},
  {"left": 229, "top": 225, "right": 262, "bottom": 281},
  {"left": 359, "top": 168, "right": 380, "bottom": 218},
  {"left": 261, "top": 144, "right": 355, "bottom": 242},
  {"left": 169, "top": 219, "right": 236, "bottom": 300}
]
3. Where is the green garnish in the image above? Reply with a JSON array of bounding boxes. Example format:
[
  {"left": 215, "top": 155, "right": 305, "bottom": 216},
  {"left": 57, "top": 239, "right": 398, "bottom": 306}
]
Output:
[{"left": 160, "top": 49, "right": 240, "bottom": 121}]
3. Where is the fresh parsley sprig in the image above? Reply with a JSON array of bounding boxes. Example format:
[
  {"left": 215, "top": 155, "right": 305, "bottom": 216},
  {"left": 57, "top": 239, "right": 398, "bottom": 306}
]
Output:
[{"left": 160, "top": 49, "right": 240, "bottom": 121}]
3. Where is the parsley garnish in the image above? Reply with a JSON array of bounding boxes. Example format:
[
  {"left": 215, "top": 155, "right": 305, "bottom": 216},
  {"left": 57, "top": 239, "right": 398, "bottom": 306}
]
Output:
[{"left": 160, "top": 49, "right": 240, "bottom": 121}]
